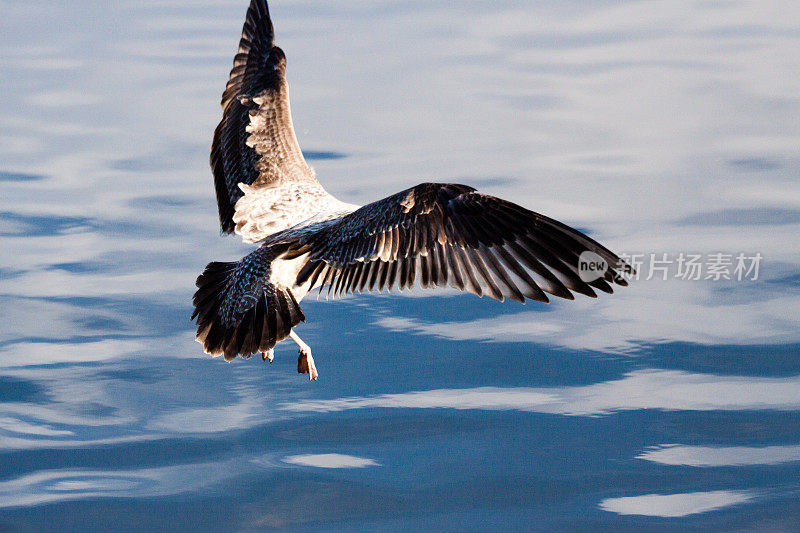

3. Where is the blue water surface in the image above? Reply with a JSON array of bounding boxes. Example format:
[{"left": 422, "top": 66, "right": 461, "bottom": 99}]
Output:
[{"left": 1, "top": 1, "right": 800, "bottom": 530}]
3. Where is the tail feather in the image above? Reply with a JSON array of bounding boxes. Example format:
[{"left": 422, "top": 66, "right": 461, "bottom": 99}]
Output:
[{"left": 192, "top": 260, "right": 305, "bottom": 361}]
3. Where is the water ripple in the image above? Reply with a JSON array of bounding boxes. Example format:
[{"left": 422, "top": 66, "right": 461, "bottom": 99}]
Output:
[
  {"left": 281, "top": 370, "right": 800, "bottom": 416},
  {"left": 600, "top": 490, "right": 755, "bottom": 517}
]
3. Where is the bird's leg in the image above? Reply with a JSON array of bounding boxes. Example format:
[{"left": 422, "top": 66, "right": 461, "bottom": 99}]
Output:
[
  {"left": 262, "top": 348, "right": 274, "bottom": 363},
  {"left": 290, "top": 330, "right": 318, "bottom": 381}
]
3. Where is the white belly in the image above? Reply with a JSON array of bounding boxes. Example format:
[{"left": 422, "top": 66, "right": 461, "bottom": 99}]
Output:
[{"left": 269, "top": 254, "right": 311, "bottom": 299}]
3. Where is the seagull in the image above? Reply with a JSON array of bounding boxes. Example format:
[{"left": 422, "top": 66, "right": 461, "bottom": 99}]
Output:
[{"left": 192, "top": 0, "right": 632, "bottom": 380}]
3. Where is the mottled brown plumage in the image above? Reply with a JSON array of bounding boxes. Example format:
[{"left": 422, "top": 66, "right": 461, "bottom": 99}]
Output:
[{"left": 193, "top": 0, "right": 633, "bottom": 380}]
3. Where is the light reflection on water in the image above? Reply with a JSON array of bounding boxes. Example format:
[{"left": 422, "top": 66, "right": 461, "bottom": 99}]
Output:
[
  {"left": 639, "top": 444, "right": 800, "bottom": 467},
  {"left": 1, "top": 0, "right": 799, "bottom": 529},
  {"left": 599, "top": 490, "right": 755, "bottom": 518},
  {"left": 279, "top": 370, "right": 800, "bottom": 416}
]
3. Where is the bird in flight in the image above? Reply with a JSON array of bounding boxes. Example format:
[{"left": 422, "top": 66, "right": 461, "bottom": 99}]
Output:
[{"left": 192, "top": 0, "right": 632, "bottom": 380}]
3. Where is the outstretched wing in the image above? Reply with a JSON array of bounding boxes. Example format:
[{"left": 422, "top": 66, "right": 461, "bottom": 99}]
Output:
[
  {"left": 211, "top": 0, "right": 321, "bottom": 236},
  {"left": 291, "top": 183, "right": 633, "bottom": 302}
]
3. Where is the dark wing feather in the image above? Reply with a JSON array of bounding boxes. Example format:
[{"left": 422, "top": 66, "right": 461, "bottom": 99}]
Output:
[
  {"left": 211, "top": 0, "right": 318, "bottom": 233},
  {"left": 294, "top": 183, "right": 632, "bottom": 302},
  {"left": 192, "top": 250, "right": 305, "bottom": 361}
]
